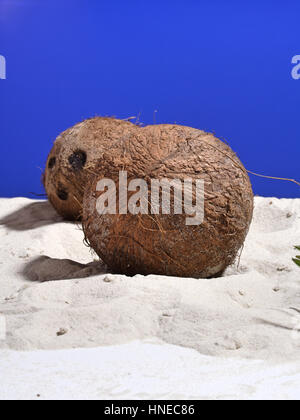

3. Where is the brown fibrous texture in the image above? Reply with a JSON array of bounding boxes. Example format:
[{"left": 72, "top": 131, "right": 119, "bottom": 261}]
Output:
[
  {"left": 43, "top": 117, "right": 138, "bottom": 220},
  {"left": 82, "top": 124, "right": 254, "bottom": 278}
]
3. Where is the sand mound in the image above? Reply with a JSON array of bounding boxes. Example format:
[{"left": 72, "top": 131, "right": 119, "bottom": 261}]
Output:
[
  {"left": 0, "top": 196, "right": 299, "bottom": 399},
  {"left": 0, "top": 340, "right": 300, "bottom": 400}
]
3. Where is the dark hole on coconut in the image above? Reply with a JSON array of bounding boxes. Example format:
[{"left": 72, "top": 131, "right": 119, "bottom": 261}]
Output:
[
  {"left": 48, "top": 157, "right": 56, "bottom": 169},
  {"left": 68, "top": 150, "right": 87, "bottom": 171},
  {"left": 57, "top": 188, "right": 69, "bottom": 201}
]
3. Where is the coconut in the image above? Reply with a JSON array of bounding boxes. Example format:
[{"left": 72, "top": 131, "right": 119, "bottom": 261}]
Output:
[
  {"left": 82, "top": 124, "right": 254, "bottom": 278},
  {"left": 43, "top": 117, "right": 137, "bottom": 220}
]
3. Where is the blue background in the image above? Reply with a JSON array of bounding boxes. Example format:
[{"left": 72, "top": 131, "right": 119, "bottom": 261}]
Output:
[{"left": 1, "top": 0, "right": 299, "bottom": 198}]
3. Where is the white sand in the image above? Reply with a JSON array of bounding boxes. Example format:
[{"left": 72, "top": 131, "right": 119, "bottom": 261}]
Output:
[{"left": 0, "top": 197, "right": 299, "bottom": 400}]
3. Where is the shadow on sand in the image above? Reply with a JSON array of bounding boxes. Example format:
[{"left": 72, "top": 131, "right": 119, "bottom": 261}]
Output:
[
  {"left": 0, "top": 201, "right": 63, "bottom": 231},
  {"left": 22, "top": 256, "right": 107, "bottom": 282}
]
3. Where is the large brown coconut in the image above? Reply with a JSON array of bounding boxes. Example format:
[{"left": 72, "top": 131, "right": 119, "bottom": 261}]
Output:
[
  {"left": 82, "top": 124, "right": 254, "bottom": 278},
  {"left": 43, "top": 117, "right": 137, "bottom": 220}
]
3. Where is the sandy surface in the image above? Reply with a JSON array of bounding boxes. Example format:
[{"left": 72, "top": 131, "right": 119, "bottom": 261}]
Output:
[{"left": 0, "top": 197, "right": 299, "bottom": 400}]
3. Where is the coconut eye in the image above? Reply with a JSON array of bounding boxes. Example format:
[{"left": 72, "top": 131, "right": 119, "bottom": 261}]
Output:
[
  {"left": 57, "top": 188, "right": 69, "bottom": 201},
  {"left": 48, "top": 157, "right": 56, "bottom": 169},
  {"left": 68, "top": 150, "right": 87, "bottom": 171}
]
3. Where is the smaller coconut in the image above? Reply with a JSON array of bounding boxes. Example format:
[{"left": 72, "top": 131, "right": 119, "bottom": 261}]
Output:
[{"left": 43, "top": 117, "right": 137, "bottom": 220}]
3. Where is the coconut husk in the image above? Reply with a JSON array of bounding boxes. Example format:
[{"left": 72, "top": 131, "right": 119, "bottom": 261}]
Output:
[
  {"left": 82, "top": 124, "right": 254, "bottom": 278},
  {"left": 43, "top": 117, "right": 138, "bottom": 220}
]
